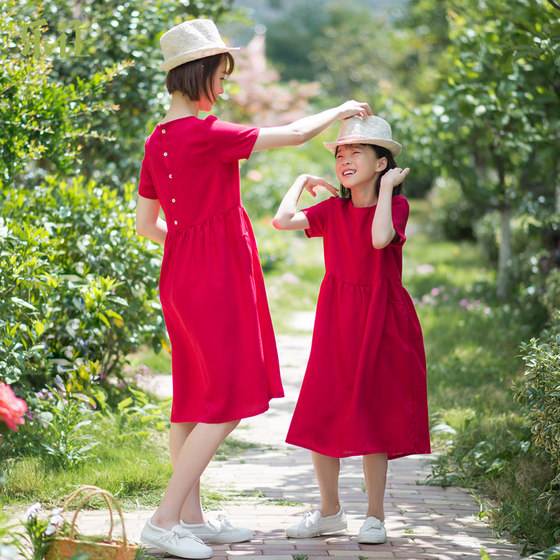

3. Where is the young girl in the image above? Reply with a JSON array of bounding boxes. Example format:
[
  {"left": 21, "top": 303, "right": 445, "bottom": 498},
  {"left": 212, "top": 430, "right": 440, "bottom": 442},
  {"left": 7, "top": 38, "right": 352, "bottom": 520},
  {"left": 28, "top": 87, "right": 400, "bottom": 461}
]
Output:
[
  {"left": 273, "top": 115, "right": 431, "bottom": 544},
  {"left": 135, "top": 18, "right": 372, "bottom": 559}
]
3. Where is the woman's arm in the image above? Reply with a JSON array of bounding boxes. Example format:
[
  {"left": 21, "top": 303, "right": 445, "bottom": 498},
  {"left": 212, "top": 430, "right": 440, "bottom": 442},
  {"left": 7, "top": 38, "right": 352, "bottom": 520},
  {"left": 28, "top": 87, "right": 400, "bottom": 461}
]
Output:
[
  {"left": 253, "top": 100, "right": 372, "bottom": 152},
  {"left": 136, "top": 195, "right": 167, "bottom": 245},
  {"left": 371, "top": 168, "right": 410, "bottom": 249},
  {"left": 273, "top": 174, "right": 337, "bottom": 231}
]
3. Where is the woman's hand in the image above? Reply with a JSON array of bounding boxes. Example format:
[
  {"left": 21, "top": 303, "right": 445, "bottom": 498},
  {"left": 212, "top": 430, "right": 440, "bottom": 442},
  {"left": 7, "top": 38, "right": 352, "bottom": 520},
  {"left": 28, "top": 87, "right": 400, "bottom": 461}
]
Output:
[
  {"left": 301, "top": 174, "right": 339, "bottom": 198},
  {"left": 380, "top": 167, "right": 410, "bottom": 189},
  {"left": 336, "top": 100, "right": 373, "bottom": 120}
]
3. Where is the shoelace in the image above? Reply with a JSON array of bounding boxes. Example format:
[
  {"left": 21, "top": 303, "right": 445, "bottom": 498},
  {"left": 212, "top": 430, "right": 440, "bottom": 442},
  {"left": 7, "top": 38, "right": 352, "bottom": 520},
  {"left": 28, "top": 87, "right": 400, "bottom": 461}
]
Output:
[
  {"left": 301, "top": 510, "right": 320, "bottom": 528},
  {"left": 215, "top": 514, "right": 233, "bottom": 529},
  {"left": 205, "top": 514, "right": 233, "bottom": 534},
  {"left": 157, "top": 528, "right": 181, "bottom": 545},
  {"left": 173, "top": 525, "right": 207, "bottom": 545}
]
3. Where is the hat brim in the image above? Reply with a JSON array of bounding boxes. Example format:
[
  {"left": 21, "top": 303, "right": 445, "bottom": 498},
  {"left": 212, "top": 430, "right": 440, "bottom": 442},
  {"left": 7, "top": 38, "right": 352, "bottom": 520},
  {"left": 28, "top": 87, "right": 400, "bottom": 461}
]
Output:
[
  {"left": 161, "top": 46, "right": 240, "bottom": 72},
  {"left": 324, "top": 138, "right": 402, "bottom": 158}
]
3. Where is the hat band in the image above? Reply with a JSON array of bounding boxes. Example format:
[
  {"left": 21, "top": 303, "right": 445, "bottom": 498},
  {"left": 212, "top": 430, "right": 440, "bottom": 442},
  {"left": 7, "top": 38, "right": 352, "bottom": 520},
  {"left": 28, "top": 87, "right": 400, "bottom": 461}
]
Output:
[{"left": 336, "top": 135, "right": 375, "bottom": 143}]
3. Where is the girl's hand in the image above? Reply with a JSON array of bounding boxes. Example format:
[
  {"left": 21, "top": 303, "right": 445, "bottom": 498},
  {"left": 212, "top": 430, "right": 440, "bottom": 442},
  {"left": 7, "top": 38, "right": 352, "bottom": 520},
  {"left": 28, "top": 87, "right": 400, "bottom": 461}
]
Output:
[
  {"left": 301, "top": 174, "right": 339, "bottom": 198},
  {"left": 380, "top": 167, "right": 410, "bottom": 189},
  {"left": 337, "top": 100, "right": 373, "bottom": 121}
]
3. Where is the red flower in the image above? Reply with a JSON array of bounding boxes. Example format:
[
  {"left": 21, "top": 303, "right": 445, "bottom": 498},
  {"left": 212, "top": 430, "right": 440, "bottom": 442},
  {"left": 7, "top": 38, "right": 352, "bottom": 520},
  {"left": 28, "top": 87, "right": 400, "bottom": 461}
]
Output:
[{"left": 0, "top": 382, "right": 27, "bottom": 432}]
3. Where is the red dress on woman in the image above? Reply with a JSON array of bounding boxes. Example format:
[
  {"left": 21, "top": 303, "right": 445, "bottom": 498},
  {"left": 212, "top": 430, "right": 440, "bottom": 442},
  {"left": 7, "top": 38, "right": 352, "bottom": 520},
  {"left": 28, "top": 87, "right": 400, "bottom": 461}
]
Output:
[
  {"left": 138, "top": 116, "right": 284, "bottom": 423},
  {"left": 286, "top": 195, "right": 430, "bottom": 459}
]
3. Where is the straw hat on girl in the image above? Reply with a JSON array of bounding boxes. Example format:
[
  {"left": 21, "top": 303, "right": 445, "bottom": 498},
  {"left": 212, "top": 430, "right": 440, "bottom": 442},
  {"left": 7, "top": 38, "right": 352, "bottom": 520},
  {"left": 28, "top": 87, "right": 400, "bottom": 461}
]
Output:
[
  {"left": 324, "top": 115, "right": 402, "bottom": 158},
  {"left": 160, "top": 19, "right": 239, "bottom": 72}
]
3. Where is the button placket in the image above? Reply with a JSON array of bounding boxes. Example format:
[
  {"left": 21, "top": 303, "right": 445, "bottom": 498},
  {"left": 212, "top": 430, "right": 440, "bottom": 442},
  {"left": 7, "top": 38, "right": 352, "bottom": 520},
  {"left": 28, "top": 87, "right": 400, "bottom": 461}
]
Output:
[{"left": 161, "top": 130, "right": 177, "bottom": 227}]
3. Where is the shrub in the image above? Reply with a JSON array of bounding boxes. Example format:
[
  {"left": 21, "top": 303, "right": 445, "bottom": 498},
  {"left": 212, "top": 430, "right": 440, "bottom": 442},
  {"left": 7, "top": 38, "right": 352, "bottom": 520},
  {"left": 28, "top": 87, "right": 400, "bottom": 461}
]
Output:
[
  {"left": 516, "top": 316, "right": 560, "bottom": 509},
  {"left": 0, "top": 1, "right": 127, "bottom": 185},
  {"left": 0, "top": 176, "right": 166, "bottom": 395}
]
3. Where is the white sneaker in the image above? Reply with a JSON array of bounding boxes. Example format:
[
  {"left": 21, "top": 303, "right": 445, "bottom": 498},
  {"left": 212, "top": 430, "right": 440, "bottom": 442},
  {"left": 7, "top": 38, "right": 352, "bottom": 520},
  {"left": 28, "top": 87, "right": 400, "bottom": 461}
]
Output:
[
  {"left": 357, "top": 516, "right": 386, "bottom": 544},
  {"left": 140, "top": 518, "right": 213, "bottom": 558},
  {"left": 180, "top": 514, "right": 253, "bottom": 544},
  {"left": 286, "top": 508, "right": 347, "bottom": 538}
]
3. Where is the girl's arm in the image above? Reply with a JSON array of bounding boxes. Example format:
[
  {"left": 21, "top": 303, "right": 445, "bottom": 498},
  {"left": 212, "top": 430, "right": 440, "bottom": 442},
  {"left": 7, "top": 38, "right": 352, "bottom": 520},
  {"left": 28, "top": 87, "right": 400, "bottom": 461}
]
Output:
[
  {"left": 253, "top": 100, "right": 372, "bottom": 152},
  {"left": 136, "top": 195, "right": 168, "bottom": 245},
  {"left": 272, "top": 174, "right": 337, "bottom": 230},
  {"left": 371, "top": 168, "right": 410, "bottom": 249}
]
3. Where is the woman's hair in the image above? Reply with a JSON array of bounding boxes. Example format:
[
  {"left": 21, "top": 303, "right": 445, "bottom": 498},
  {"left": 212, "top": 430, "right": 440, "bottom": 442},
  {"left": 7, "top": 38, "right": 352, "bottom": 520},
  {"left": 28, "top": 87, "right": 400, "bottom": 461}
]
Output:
[
  {"left": 338, "top": 144, "right": 402, "bottom": 200},
  {"left": 165, "top": 52, "right": 235, "bottom": 101}
]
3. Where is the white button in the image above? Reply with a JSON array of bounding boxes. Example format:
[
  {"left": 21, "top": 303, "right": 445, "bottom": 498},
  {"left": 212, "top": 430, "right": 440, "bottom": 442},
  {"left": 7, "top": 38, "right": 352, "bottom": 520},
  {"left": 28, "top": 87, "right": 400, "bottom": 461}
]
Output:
[
  {"left": 172, "top": 198, "right": 176, "bottom": 203},
  {"left": 174, "top": 220, "right": 178, "bottom": 225},
  {"left": 164, "top": 152, "right": 168, "bottom": 156},
  {"left": 169, "top": 174, "right": 172, "bottom": 179},
  {"left": 161, "top": 129, "right": 166, "bottom": 134}
]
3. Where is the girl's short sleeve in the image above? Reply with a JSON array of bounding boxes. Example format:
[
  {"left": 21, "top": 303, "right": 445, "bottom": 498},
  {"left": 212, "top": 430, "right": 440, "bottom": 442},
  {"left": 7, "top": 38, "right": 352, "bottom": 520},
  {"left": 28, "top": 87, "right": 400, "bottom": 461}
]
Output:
[
  {"left": 138, "top": 152, "right": 158, "bottom": 200},
  {"left": 302, "top": 197, "right": 335, "bottom": 238},
  {"left": 208, "top": 117, "right": 260, "bottom": 163},
  {"left": 390, "top": 195, "right": 409, "bottom": 246}
]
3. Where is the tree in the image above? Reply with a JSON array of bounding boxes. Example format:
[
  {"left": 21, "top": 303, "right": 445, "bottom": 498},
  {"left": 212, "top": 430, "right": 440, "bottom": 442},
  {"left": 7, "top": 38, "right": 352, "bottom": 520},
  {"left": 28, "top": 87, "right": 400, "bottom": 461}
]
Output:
[
  {"left": 432, "top": 0, "right": 560, "bottom": 298},
  {"left": 0, "top": 1, "right": 126, "bottom": 184}
]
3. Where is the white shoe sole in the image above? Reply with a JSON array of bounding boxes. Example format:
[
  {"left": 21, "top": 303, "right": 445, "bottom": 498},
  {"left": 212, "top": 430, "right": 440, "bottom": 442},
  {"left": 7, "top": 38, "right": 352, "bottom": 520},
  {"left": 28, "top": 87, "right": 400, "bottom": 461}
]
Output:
[
  {"left": 140, "top": 532, "right": 213, "bottom": 559},
  {"left": 286, "top": 524, "right": 347, "bottom": 538}
]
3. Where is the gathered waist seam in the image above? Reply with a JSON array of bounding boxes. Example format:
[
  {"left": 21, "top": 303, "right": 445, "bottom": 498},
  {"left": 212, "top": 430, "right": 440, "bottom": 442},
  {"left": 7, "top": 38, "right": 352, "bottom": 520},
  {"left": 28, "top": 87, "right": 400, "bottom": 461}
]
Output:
[
  {"left": 167, "top": 205, "right": 243, "bottom": 234},
  {"left": 323, "top": 273, "right": 402, "bottom": 288}
]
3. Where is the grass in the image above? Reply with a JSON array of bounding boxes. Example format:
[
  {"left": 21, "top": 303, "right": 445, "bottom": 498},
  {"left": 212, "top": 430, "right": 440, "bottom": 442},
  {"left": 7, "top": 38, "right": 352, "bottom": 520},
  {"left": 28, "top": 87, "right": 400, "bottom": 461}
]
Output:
[{"left": 0, "top": 410, "right": 254, "bottom": 512}]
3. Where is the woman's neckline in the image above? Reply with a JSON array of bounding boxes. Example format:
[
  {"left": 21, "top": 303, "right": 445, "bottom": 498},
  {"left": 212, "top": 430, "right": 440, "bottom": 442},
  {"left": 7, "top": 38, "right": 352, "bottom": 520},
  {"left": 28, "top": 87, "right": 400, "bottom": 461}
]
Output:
[{"left": 157, "top": 115, "right": 202, "bottom": 126}]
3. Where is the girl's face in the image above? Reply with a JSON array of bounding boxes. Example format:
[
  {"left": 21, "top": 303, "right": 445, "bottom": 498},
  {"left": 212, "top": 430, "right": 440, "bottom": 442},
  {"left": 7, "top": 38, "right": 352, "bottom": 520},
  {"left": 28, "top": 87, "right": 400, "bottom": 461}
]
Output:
[
  {"left": 335, "top": 144, "right": 386, "bottom": 190},
  {"left": 198, "top": 58, "right": 228, "bottom": 112}
]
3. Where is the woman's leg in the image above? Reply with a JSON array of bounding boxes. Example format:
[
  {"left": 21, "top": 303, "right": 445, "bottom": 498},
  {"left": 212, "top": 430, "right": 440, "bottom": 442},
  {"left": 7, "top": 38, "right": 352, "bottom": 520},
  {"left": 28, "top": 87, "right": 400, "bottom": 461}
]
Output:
[
  {"left": 169, "top": 422, "right": 204, "bottom": 524},
  {"left": 362, "top": 453, "right": 388, "bottom": 520},
  {"left": 151, "top": 420, "right": 240, "bottom": 530},
  {"left": 312, "top": 451, "right": 341, "bottom": 516}
]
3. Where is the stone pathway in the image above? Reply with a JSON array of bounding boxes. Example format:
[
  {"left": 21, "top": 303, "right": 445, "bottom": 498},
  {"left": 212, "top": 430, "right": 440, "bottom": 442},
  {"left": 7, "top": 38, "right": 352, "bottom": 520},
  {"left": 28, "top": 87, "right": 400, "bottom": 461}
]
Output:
[{"left": 65, "top": 335, "right": 523, "bottom": 560}]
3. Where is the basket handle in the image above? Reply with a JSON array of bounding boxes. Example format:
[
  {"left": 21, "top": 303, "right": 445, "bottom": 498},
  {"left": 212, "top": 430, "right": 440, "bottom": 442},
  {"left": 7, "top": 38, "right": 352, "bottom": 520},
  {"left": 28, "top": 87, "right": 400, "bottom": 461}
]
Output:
[{"left": 62, "top": 485, "right": 128, "bottom": 546}]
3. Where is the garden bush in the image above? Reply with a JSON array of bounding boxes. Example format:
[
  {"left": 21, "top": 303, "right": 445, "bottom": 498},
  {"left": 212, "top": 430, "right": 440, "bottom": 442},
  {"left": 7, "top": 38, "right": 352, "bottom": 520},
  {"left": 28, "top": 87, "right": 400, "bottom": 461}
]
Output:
[
  {"left": 0, "top": 176, "right": 166, "bottom": 395},
  {"left": 516, "top": 316, "right": 560, "bottom": 510}
]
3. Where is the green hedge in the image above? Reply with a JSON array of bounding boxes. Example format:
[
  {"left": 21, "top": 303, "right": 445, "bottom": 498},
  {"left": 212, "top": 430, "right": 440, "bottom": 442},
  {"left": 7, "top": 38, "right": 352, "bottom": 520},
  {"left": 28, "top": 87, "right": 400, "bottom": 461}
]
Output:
[
  {"left": 0, "top": 177, "right": 166, "bottom": 395},
  {"left": 516, "top": 315, "right": 560, "bottom": 510}
]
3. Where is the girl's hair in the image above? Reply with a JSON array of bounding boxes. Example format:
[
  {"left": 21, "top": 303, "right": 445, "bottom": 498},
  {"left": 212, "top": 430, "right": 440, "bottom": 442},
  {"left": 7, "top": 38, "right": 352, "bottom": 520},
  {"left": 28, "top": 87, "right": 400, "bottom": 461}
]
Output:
[
  {"left": 338, "top": 144, "right": 402, "bottom": 200},
  {"left": 165, "top": 52, "right": 235, "bottom": 101}
]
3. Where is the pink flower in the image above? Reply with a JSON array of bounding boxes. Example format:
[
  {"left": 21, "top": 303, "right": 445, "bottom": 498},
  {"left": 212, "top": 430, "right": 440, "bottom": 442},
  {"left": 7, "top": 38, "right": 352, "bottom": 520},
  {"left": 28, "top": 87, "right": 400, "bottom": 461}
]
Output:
[{"left": 0, "top": 382, "right": 28, "bottom": 432}]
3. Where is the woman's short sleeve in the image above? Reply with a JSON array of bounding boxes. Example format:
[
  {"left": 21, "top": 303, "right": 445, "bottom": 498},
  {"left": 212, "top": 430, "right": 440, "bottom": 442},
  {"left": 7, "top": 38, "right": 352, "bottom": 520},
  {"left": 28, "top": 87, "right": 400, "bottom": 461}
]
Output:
[
  {"left": 138, "top": 152, "right": 158, "bottom": 199},
  {"left": 390, "top": 195, "right": 409, "bottom": 246},
  {"left": 208, "top": 117, "right": 260, "bottom": 163},
  {"left": 302, "top": 198, "right": 335, "bottom": 238}
]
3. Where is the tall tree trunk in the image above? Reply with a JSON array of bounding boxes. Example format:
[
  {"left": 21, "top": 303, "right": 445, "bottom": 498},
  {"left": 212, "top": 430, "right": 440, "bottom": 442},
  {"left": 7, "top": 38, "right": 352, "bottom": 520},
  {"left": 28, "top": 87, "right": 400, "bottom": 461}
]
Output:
[
  {"left": 556, "top": 160, "right": 560, "bottom": 214},
  {"left": 497, "top": 205, "right": 512, "bottom": 300}
]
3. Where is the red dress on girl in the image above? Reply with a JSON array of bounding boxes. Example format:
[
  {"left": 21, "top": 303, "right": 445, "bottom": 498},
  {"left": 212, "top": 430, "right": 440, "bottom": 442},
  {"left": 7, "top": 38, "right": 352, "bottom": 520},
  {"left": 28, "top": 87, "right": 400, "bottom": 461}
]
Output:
[
  {"left": 286, "top": 195, "right": 430, "bottom": 459},
  {"left": 138, "top": 116, "right": 284, "bottom": 423}
]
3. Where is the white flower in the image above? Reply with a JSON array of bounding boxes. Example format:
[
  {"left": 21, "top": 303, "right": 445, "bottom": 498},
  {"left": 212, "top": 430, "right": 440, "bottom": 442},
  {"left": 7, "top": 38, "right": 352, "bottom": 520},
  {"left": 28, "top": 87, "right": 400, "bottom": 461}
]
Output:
[
  {"left": 48, "top": 514, "right": 64, "bottom": 527},
  {"left": 44, "top": 524, "right": 57, "bottom": 536},
  {"left": 52, "top": 507, "right": 63, "bottom": 516},
  {"left": 24, "top": 503, "right": 42, "bottom": 521}
]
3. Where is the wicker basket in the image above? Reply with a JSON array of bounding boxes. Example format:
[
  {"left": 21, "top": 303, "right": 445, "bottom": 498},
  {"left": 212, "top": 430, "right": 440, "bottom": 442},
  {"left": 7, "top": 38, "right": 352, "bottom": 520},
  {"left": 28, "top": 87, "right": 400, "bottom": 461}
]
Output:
[{"left": 45, "top": 486, "right": 138, "bottom": 560}]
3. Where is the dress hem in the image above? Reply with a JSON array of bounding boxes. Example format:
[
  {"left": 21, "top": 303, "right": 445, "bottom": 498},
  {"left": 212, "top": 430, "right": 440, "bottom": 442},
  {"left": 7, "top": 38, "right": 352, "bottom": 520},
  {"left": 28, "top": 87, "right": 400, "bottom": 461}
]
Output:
[
  {"left": 170, "top": 393, "right": 284, "bottom": 424},
  {"left": 285, "top": 436, "right": 431, "bottom": 460}
]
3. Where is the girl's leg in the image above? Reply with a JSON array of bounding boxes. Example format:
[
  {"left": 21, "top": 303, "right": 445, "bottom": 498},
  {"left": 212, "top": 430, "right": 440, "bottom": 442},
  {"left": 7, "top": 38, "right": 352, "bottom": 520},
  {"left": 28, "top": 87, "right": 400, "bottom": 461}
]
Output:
[
  {"left": 312, "top": 451, "right": 341, "bottom": 516},
  {"left": 151, "top": 420, "right": 240, "bottom": 530},
  {"left": 362, "top": 453, "right": 388, "bottom": 520},
  {"left": 169, "top": 422, "right": 204, "bottom": 524}
]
